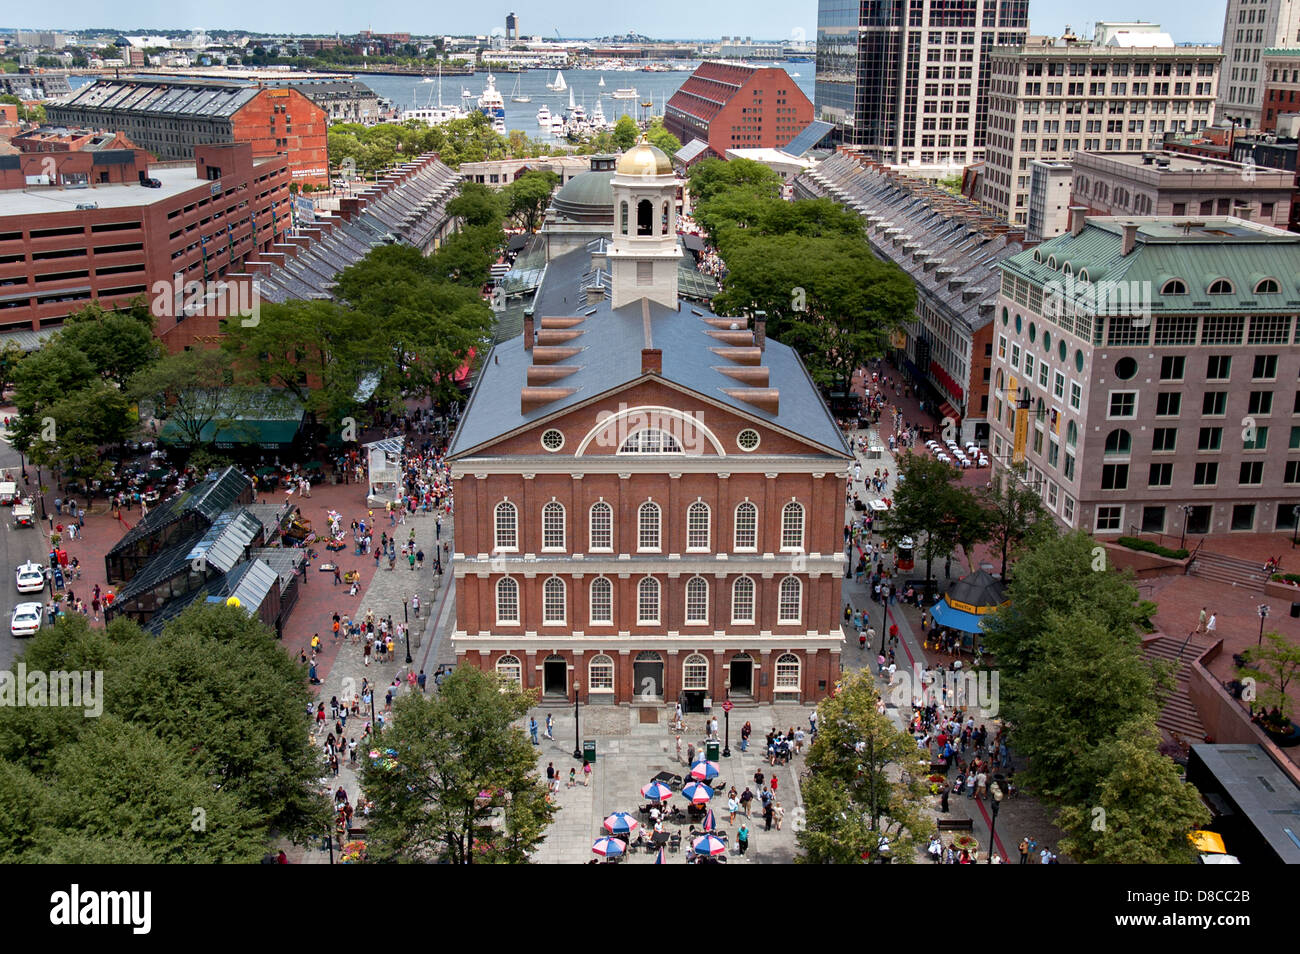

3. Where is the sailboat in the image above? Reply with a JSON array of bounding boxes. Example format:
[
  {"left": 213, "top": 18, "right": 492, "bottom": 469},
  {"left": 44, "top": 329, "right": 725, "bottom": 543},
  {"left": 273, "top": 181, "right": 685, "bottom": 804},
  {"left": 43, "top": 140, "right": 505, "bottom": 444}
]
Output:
[
  {"left": 590, "top": 97, "right": 607, "bottom": 129},
  {"left": 598, "top": 75, "right": 606, "bottom": 89},
  {"left": 566, "top": 86, "right": 585, "bottom": 125},
  {"left": 509, "top": 74, "right": 531, "bottom": 103},
  {"left": 547, "top": 70, "right": 567, "bottom": 92},
  {"left": 477, "top": 74, "right": 505, "bottom": 121}
]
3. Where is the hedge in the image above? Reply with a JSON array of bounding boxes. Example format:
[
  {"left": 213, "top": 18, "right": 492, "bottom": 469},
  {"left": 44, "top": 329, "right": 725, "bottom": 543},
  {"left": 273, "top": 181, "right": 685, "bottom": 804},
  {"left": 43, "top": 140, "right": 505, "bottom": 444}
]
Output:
[{"left": 1115, "top": 536, "right": 1190, "bottom": 560}]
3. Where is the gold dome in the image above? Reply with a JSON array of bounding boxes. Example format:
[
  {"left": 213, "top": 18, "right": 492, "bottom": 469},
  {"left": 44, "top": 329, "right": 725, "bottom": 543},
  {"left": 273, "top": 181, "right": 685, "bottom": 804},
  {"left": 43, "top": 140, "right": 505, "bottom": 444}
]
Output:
[{"left": 615, "top": 139, "right": 674, "bottom": 176}]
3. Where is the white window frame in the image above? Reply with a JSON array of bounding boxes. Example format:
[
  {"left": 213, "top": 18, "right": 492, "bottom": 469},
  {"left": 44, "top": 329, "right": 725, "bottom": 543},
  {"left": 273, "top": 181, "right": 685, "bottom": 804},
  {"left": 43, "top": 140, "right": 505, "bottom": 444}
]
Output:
[
  {"left": 685, "top": 576, "right": 709, "bottom": 624},
  {"left": 1069, "top": 381, "right": 1082, "bottom": 410},
  {"left": 781, "top": 501, "right": 805, "bottom": 551},
  {"left": 589, "top": 576, "right": 613, "bottom": 626},
  {"left": 774, "top": 653, "right": 801, "bottom": 691},
  {"left": 589, "top": 500, "right": 613, "bottom": 551},
  {"left": 731, "top": 576, "right": 756, "bottom": 625},
  {"left": 541, "top": 500, "right": 565, "bottom": 551},
  {"left": 589, "top": 654, "right": 615, "bottom": 692},
  {"left": 682, "top": 653, "right": 709, "bottom": 690},
  {"left": 496, "top": 654, "right": 522, "bottom": 686},
  {"left": 638, "top": 501, "right": 661, "bottom": 552},
  {"left": 1095, "top": 504, "right": 1124, "bottom": 533},
  {"left": 778, "top": 575, "right": 802, "bottom": 624},
  {"left": 1107, "top": 390, "right": 1138, "bottom": 419},
  {"left": 734, "top": 500, "right": 758, "bottom": 551},
  {"left": 686, "top": 500, "right": 710, "bottom": 551},
  {"left": 495, "top": 577, "right": 519, "bottom": 626},
  {"left": 494, "top": 500, "right": 518, "bottom": 551},
  {"left": 543, "top": 576, "right": 566, "bottom": 625},
  {"left": 637, "top": 576, "right": 660, "bottom": 625}
]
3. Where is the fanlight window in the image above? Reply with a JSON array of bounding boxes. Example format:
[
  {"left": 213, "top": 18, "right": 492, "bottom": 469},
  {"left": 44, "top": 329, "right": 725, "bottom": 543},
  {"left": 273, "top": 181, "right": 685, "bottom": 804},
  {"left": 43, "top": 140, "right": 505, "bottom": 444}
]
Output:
[
  {"left": 1208, "top": 278, "right": 1234, "bottom": 295},
  {"left": 1161, "top": 278, "right": 1187, "bottom": 295},
  {"left": 619, "top": 429, "right": 683, "bottom": 454},
  {"left": 1255, "top": 277, "right": 1280, "bottom": 294}
]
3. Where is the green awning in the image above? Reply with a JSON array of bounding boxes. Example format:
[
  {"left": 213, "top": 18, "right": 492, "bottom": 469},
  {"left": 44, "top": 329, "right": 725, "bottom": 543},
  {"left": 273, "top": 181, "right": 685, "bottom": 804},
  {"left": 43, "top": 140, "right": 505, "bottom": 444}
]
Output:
[{"left": 160, "top": 416, "right": 304, "bottom": 449}]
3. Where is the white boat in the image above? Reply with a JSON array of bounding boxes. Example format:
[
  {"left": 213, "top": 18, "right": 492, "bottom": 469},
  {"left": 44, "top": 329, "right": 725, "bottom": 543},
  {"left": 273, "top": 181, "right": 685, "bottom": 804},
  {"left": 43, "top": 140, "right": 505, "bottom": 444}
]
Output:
[
  {"left": 598, "top": 75, "right": 606, "bottom": 88},
  {"left": 421, "top": 76, "right": 434, "bottom": 83},
  {"left": 550, "top": 114, "right": 564, "bottom": 134},
  {"left": 590, "top": 98, "right": 607, "bottom": 128},
  {"left": 401, "top": 67, "right": 467, "bottom": 125},
  {"left": 536, "top": 103, "right": 552, "bottom": 125},
  {"left": 478, "top": 74, "right": 505, "bottom": 120},
  {"left": 565, "top": 87, "right": 586, "bottom": 124},
  {"left": 492, "top": 117, "right": 507, "bottom": 135},
  {"left": 509, "top": 74, "right": 531, "bottom": 103},
  {"left": 611, "top": 87, "right": 638, "bottom": 100},
  {"left": 547, "top": 70, "right": 567, "bottom": 91}
]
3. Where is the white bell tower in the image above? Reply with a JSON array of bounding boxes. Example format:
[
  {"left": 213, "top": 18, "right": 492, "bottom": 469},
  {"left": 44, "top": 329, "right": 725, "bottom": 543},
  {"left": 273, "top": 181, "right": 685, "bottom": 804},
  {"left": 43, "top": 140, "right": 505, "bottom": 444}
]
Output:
[{"left": 607, "top": 140, "right": 682, "bottom": 310}]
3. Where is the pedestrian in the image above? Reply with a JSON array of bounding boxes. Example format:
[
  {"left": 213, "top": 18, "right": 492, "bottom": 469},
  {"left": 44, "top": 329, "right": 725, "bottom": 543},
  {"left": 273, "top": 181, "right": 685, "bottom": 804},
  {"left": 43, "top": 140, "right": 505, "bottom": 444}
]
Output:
[
  {"left": 417, "top": 669, "right": 427, "bottom": 693},
  {"left": 740, "top": 721, "right": 751, "bottom": 752},
  {"left": 770, "top": 775, "right": 778, "bottom": 798},
  {"left": 728, "top": 794, "right": 739, "bottom": 823},
  {"left": 568, "top": 767, "right": 577, "bottom": 788},
  {"left": 413, "top": 595, "right": 421, "bottom": 618},
  {"left": 763, "top": 800, "right": 774, "bottom": 831},
  {"left": 1019, "top": 838, "right": 1029, "bottom": 864},
  {"left": 1207, "top": 612, "right": 1217, "bottom": 633},
  {"left": 545, "top": 713, "right": 555, "bottom": 740},
  {"left": 582, "top": 761, "right": 592, "bottom": 786},
  {"left": 773, "top": 801, "right": 784, "bottom": 831},
  {"left": 529, "top": 716, "right": 539, "bottom": 745},
  {"left": 737, "top": 824, "right": 749, "bottom": 856},
  {"left": 334, "top": 565, "right": 342, "bottom": 585}
]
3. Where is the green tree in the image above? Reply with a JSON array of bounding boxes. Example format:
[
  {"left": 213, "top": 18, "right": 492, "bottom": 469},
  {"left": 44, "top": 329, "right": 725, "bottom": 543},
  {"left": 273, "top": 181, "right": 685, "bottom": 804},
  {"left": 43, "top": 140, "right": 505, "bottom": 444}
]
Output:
[
  {"left": 26, "top": 382, "right": 136, "bottom": 481},
  {"left": 0, "top": 339, "right": 24, "bottom": 397},
  {"left": 501, "top": 169, "right": 559, "bottom": 233},
  {"left": 58, "top": 299, "right": 160, "bottom": 387},
  {"left": 446, "top": 181, "right": 505, "bottom": 228},
  {"left": 645, "top": 117, "right": 682, "bottom": 156},
  {"left": 798, "top": 670, "right": 927, "bottom": 863},
  {"left": 611, "top": 115, "right": 640, "bottom": 151},
  {"left": 128, "top": 347, "right": 264, "bottom": 450},
  {"left": 1238, "top": 631, "right": 1300, "bottom": 725},
  {"left": 977, "top": 467, "right": 1054, "bottom": 578},
  {"left": 883, "top": 452, "right": 985, "bottom": 586},
  {"left": 360, "top": 666, "right": 554, "bottom": 863},
  {"left": 1056, "top": 722, "right": 1209, "bottom": 863},
  {"left": 689, "top": 156, "right": 783, "bottom": 209}
]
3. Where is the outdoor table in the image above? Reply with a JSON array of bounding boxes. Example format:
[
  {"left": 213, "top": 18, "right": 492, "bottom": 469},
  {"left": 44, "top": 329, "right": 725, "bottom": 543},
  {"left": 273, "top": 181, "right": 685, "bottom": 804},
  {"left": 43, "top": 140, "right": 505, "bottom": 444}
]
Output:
[
  {"left": 652, "top": 831, "right": 671, "bottom": 846},
  {"left": 651, "top": 771, "right": 682, "bottom": 789}
]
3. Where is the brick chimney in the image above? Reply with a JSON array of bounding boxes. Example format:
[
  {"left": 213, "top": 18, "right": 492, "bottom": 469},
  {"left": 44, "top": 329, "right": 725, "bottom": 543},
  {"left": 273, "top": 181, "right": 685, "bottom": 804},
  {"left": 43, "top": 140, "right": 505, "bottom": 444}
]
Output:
[
  {"left": 1121, "top": 222, "right": 1139, "bottom": 256},
  {"left": 641, "top": 348, "right": 662, "bottom": 375},
  {"left": 754, "top": 313, "right": 767, "bottom": 352},
  {"left": 523, "top": 314, "right": 534, "bottom": 351},
  {"left": 1069, "top": 205, "right": 1088, "bottom": 236}
]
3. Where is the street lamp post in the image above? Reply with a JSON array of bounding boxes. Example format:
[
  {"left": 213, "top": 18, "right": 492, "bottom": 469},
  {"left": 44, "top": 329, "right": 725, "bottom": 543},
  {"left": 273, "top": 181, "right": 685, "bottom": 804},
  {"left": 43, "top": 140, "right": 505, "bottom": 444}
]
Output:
[
  {"left": 722, "top": 680, "right": 731, "bottom": 758},
  {"left": 879, "top": 598, "right": 888, "bottom": 656},
  {"left": 572, "top": 679, "right": 583, "bottom": 760},
  {"left": 404, "top": 614, "right": 413, "bottom": 665},
  {"left": 987, "top": 780, "right": 1004, "bottom": 864},
  {"left": 1179, "top": 505, "right": 1194, "bottom": 551},
  {"left": 1258, "top": 603, "right": 1270, "bottom": 647},
  {"left": 1292, "top": 505, "right": 1300, "bottom": 549}
]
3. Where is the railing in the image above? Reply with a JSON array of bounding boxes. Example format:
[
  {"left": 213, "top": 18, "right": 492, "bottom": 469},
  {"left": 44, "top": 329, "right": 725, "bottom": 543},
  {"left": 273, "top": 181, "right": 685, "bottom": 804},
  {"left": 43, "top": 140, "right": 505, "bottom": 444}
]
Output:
[{"left": 1183, "top": 536, "right": 1206, "bottom": 575}]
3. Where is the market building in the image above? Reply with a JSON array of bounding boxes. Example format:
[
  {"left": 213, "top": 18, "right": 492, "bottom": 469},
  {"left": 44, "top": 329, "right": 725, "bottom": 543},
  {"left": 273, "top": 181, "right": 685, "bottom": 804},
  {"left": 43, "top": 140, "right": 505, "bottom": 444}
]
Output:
[
  {"left": 664, "top": 61, "right": 813, "bottom": 161},
  {"left": 449, "top": 141, "right": 848, "bottom": 708}
]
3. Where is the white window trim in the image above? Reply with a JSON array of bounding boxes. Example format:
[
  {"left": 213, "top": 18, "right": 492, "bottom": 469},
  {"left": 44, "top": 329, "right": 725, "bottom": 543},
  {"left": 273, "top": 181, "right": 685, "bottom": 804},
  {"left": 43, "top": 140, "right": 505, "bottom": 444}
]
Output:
[
  {"left": 588, "top": 500, "right": 613, "bottom": 553},
  {"left": 542, "top": 577, "right": 566, "bottom": 626},
  {"left": 1094, "top": 504, "right": 1124, "bottom": 534},
  {"left": 1106, "top": 389, "right": 1139, "bottom": 420},
  {"left": 734, "top": 501, "right": 758, "bottom": 552},
  {"left": 777, "top": 576, "right": 802, "bottom": 625},
  {"left": 682, "top": 653, "right": 710, "bottom": 691},
  {"left": 684, "top": 576, "right": 710, "bottom": 626},
  {"left": 774, "top": 653, "right": 801, "bottom": 692},
  {"left": 495, "top": 577, "right": 520, "bottom": 626},
  {"left": 541, "top": 500, "right": 566, "bottom": 552},
  {"left": 780, "top": 501, "right": 805, "bottom": 552},
  {"left": 637, "top": 577, "right": 660, "bottom": 626},
  {"left": 589, "top": 654, "right": 615, "bottom": 693},
  {"left": 731, "top": 576, "right": 756, "bottom": 625},
  {"left": 638, "top": 501, "right": 662, "bottom": 554},
  {"left": 494, "top": 500, "right": 519, "bottom": 553},
  {"left": 686, "top": 500, "right": 711, "bottom": 553},
  {"left": 588, "top": 577, "right": 613, "bottom": 626}
]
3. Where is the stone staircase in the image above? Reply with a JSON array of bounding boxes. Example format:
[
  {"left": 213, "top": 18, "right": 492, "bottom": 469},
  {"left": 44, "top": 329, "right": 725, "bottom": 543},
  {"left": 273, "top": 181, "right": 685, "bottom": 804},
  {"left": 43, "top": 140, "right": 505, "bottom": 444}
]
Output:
[
  {"left": 1187, "top": 550, "right": 1269, "bottom": 593},
  {"left": 1142, "top": 635, "right": 1214, "bottom": 743}
]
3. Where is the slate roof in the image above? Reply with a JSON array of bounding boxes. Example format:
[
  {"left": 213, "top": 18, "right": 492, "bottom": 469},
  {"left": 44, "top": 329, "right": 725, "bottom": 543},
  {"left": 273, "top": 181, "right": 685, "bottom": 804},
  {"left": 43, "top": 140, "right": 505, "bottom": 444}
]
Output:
[{"left": 450, "top": 242, "right": 849, "bottom": 460}]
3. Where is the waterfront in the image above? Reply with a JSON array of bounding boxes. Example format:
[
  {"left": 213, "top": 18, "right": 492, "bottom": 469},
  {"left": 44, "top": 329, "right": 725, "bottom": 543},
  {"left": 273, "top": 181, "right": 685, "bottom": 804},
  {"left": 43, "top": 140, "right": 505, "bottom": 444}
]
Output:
[{"left": 67, "top": 62, "right": 816, "bottom": 143}]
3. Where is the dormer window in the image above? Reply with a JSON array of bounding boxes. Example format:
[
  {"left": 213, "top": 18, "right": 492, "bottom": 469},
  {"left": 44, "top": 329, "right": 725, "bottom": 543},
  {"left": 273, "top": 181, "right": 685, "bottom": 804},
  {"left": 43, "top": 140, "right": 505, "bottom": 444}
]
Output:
[
  {"left": 1254, "top": 277, "right": 1280, "bottom": 294},
  {"left": 1161, "top": 278, "right": 1187, "bottom": 295},
  {"left": 1062, "top": 262, "right": 1072, "bottom": 276},
  {"left": 1208, "top": 278, "right": 1234, "bottom": 295},
  {"left": 1047, "top": 255, "right": 1057, "bottom": 269}
]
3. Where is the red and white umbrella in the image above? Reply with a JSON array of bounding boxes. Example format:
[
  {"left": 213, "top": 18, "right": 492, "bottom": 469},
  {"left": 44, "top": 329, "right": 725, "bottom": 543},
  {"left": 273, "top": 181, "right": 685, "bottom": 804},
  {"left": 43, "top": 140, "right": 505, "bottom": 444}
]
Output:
[
  {"left": 691, "top": 834, "right": 726, "bottom": 856},
  {"left": 592, "top": 836, "right": 627, "bottom": 857},
  {"left": 681, "top": 781, "right": 714, "bottom": 805}
]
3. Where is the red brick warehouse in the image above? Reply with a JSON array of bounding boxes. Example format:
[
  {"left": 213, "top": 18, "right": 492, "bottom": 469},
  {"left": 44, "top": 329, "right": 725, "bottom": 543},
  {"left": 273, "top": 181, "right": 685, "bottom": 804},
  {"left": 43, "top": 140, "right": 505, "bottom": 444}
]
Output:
[
  {"left": 449, "top": 142, "right": 847, "bottom": 709},
  {"left": 664, "top": 61, "right": 814, "bottom": 160}
]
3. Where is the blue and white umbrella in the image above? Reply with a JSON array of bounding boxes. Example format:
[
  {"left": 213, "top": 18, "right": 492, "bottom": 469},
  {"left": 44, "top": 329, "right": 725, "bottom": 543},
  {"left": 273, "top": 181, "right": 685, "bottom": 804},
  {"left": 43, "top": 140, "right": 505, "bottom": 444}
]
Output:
[
  {"left": 692, "top": 833, "right": 727, "bottom": 856},
  {"left": 592, "top": 836, "right": 627, "bottom": 857},
  {"left": 654, "top": 846, "right": 665, "bottom": 864},
  {"left": 641, "top": 781, "right": 674, "bottom": 801},
  {"left": 603, "top": 812, "right": 640, "bottom": 836},
  {"left": 689, "top": 759, "right": 720, "bottom": 781},
  {"left": 682, "top": 781, "right": 714, "bottom": 805},
  {"left": 702, "top": 809, "right": 717, "bottom": 832}
]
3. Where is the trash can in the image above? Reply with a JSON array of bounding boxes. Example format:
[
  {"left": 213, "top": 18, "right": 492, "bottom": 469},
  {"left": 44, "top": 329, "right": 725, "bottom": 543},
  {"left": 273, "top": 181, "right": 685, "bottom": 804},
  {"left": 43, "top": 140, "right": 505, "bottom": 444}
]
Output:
[
  {"left": 1291, "top": 602, "right": 1300, "bottom": 619},
  {"left": 705, "top": 741, "right": 720, "bottom": 762},
  {"left": 583, "top": 740, "right": 596, "bottom": 765}
]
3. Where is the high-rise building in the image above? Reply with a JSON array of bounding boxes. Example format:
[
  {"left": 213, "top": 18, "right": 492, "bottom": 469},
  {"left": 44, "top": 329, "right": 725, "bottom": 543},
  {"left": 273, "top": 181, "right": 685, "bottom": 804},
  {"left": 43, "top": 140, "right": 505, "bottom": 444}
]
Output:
[
  {"left": 983, "top": 26, "right": 1220, "bottom": 226},
  {"left": 814, "top": 0, "right": 1029, "bottom": 167},
  {"left": 1217, "top": 0, "right": 1300, "bottom": 130},
  {"left": 506, "top": 12, "right": 519, "bottom": 41}
]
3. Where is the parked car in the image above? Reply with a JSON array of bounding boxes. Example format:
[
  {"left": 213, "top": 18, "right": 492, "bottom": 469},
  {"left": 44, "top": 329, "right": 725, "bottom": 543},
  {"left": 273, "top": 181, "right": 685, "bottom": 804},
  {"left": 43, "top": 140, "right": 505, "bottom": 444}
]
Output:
[
  {"left": 15, "top": 561, "right": 45, "bottom": 594},
  {"left": 10, "top": 602, "right": 42, "bottom": 638}
]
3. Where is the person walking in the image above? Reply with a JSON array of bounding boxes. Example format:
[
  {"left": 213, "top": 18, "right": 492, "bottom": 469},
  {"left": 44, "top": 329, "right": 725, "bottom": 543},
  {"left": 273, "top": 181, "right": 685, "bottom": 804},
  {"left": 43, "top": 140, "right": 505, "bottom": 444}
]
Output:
[
  {"left": 413, "top": 595, "right": 421, "bottom": 619},
  {"left": 763, "top": 799, "right": 774, "bottom": 831},
  {"left": 529, "top": 716, "right": 539, "bottom": 745},
  {"left": 736, "top": 824, "right": 749, "bottom": 856},
  {"left": 582, "top": 760, "right": 592, "bottom": 786},
  {"left": 568, "top": 767, "right": 577, "bottom": 788},
  {"left": 545, "top": 713, "right": 555, "bottom": 741},
  {"left": 773, "top": 801, "right": 784, "bottom": 831},
  {"left": 1197, "top": 607, "right": 1207, "bottom": 633},
  {"left": 1207, "top": 612, "right": 1217, "bottom": 634},
  {"left": 727, "top": 794, "right": 739, "bottom": 823}
]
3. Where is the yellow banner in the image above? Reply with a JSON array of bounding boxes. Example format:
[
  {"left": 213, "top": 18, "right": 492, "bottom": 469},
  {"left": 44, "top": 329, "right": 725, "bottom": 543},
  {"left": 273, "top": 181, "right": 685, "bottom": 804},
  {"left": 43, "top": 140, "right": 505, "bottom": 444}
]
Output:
[
  {"left": 948, "top": 599, "right": 1009, "bottom": 615},
  {"left": 891, "top": 330, "right": 908, "bottom": 350},
  {"left": 1012, "top": 407, "right": 1029, "bottom": 464}
]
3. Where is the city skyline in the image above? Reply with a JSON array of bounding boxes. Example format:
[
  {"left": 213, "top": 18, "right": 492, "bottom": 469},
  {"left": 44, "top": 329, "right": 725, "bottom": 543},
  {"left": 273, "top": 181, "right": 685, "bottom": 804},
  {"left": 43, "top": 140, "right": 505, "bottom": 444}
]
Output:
[{"left": 6, "top": 0, "right": 1231, "bottom": 45}]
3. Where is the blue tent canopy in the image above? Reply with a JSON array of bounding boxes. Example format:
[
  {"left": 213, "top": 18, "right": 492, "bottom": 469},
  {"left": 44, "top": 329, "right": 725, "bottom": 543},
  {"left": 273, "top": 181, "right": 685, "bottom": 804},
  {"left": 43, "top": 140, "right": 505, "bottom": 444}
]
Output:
[{"left": 930, "top": 599, "right": 986, "bottom": 634}]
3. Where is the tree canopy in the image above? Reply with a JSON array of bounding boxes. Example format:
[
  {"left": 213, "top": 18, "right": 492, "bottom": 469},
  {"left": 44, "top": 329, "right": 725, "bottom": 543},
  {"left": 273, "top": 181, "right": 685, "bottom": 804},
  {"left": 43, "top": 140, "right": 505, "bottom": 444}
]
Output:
[
  {"left": 501, "top": 169, "right": 559, "bottom": 233},
  {"left": 883, "top": 452, "right": 986, "bottom": 585}
]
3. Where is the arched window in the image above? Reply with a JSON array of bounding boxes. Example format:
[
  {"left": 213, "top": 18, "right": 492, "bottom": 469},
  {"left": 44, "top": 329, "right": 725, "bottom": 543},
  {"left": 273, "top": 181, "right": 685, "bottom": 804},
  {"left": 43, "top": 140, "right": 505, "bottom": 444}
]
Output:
[
  {"left": 496, "top": 577, "right": 519, "bottom": 625},
  {"left": 637, "top": 198, "right": 653, "bottom": 235},
  {"left": 731, "top": 576, "right": 755, "bottom": 624},
  {"left": 494, "top": 500, "right": 517, "bottom": 550},
  {"left": 589, "top": 501, "right": 612, "bottom": 550},
  {"left": 774, "top": 653, "right": 801, "bottom": 691},
  {"left": 589, "top": 654, "right": 615, "bottom": 692},
  {"left": 661, "top": 200, "right": 670, "bottom": 234},
  {"left": 637, "top": 576, "right": 660, "bottom": 625},
  {"left": 685, "top": 576, "right": 709, "bottom": 623},
  {"left": 542, "top": 501, "right": 565, "bottom": 550},
  {"left": 496, "top": 654, "right": 522, "bottom": 686},
  {"left": 543, "top": 577, "right": 566, "bottom": 624},
  {"left": 687, "top": 501, "right": 710, "bottom": 550},
  {"left": 1047, "top": 255, "right": 1057, "bottom": 269},
  {"left": 620, "top": 201, "right": 628, "bottom": 235},
  {"left": 1161, "top": 278, "right": 1187, "bottom": 295},
  {"left": 619, "top": 428, "right": 683, "bottom": 453},
  {"left": 1255, "top": 277, "right": 1281, "bottom": 294},
  {"left": 781, "top": 501, "right": 805, "bottom": 550},
  {"left": 682, "top": 653, "right": 709, "bottom": 690},
  {"left": 1208, "top": 278, "right": 1234, "bottom": 295},
  {"left": 638, "top": 501, "right": 661, "bottom": 551},
  {"left": 1104, "top": 428, "right": 1131, "bottom": 455},
  {"left": 778, "top": 576, "right": 802, "bottom": 624},
  {"left": 734, "top": 501, "right": 757, "bottom": 550},
  {"left": 589, "top": 577, "right": 613, "bottom": 625}
]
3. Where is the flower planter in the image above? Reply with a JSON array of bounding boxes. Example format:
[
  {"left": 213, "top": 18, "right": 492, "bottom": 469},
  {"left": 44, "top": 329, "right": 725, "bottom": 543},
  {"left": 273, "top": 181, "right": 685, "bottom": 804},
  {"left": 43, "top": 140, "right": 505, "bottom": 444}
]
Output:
[{"left": 1261, "top": 720, "right": 1300, "bottom": 748}]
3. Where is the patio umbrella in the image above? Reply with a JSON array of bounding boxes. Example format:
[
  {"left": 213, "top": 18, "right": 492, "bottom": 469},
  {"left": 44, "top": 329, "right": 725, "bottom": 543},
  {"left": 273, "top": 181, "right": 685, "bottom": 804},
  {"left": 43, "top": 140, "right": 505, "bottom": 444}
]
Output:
[
  {"left": 654, "top": 847, "right": 665, "bottom": 864},
  {"left": 689, "top": 759, "right": 720, "bottom": 781},
  {"left": 641, "top": 781, "right": 674, "bottom": 801},
  {"left": 692, "top": 834, "right": 727, "bottom": 856},
  {"left": 592, "top": 836, "right": 626, "bottom": 857},
  {"left": 603, "top": 812, "right": 640, "bottom": 836},
  {"left": 681, "top": 781, "right": 714, "bottom": 805},
  {"left": 702, "top": 809, "right": 717, "bottom": 832}
]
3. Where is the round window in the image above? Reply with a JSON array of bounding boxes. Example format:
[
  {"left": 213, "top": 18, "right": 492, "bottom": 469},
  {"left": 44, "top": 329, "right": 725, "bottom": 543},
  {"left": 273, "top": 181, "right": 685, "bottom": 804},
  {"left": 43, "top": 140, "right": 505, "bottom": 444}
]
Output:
[
  {"left": 737, "top": 429, "right": 760, "bottom": 452},
  {"left": 1028, "top": 322, "right": 1036, "bottom": 343},
  {"left": 541, "top": 429, "right": 565, "bottom": 452},
  {"left": 1001, "top": 307, "right": 1009, "bottom": 326},
  {"left": 1075, "top": 349, "right": 1085, "bottom": 373},
  {"left": 1015, "top": 314, "right": 1023, "bottom": 334},
  {"left": 1115, "top": 356, "right": 1138, "bottom": 380},
  {"left": 1042, "top": 330, "right": 1051, "bottom": 353},
  {"left": 1058, "top": 340, "right": 1067, "bottom": 362}
]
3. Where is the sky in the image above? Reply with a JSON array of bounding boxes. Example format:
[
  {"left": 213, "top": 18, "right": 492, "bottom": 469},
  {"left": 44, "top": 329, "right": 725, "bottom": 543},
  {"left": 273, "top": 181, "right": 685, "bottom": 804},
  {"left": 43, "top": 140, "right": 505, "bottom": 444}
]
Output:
[{"left": 13, "top": 0, "right": 1229, "bottom": 46}]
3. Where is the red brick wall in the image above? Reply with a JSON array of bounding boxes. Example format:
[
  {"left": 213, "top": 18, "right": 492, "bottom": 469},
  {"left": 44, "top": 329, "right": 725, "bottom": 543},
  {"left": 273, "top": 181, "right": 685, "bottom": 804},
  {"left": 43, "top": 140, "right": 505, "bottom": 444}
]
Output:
[
  {"left": 708, "top": 68, "right": 814, "bottom": 157},
  {"left": 232, "top": 88, "right": 329, "bottom": 187}
]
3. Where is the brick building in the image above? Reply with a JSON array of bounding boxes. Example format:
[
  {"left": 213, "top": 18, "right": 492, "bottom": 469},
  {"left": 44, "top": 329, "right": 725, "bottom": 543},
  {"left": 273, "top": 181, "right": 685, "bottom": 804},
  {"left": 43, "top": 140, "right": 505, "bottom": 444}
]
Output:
[
  {"left": 47, "top": 78, "right": 329, "bottom": 186},
  {"left": 448, "top": 142, "right": 848, "bottom": 708},
  {"left": 664, "top": 61, "right": 813, "bottom": 161},
  {"left": 0, "top": 141, "right": 291, "bottom": 339}
]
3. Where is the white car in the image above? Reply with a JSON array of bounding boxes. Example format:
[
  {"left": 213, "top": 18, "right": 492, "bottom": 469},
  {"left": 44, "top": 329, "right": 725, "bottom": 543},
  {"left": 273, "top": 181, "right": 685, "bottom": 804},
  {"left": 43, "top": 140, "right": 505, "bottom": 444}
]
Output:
[
  {"left": 15, "top": 561, "right": 45, "bottom": 594},
  {"left": 10, "top": 602, "right": 43, "bottom": 637}
]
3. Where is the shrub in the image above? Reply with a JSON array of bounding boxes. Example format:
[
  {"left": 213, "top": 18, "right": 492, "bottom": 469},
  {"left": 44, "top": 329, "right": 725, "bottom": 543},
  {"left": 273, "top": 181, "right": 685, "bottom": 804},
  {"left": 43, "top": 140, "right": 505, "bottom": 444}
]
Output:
[{"left": 1115, "top": 536, "right": 1189, "bottom": 560}]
